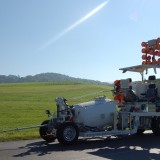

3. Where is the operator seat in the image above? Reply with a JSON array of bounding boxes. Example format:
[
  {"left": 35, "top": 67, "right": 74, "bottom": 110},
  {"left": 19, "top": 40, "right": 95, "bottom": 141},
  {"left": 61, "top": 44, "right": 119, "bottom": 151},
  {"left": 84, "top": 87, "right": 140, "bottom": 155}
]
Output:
[
  {"left": 146, "top": 84, "right": 157, "bottom": 102},
  {"left": 148, "top": 75, "right": 156, "bottom": 81},
  {"left": 137, "top": 76, "right": 157, "bottom": 102}
]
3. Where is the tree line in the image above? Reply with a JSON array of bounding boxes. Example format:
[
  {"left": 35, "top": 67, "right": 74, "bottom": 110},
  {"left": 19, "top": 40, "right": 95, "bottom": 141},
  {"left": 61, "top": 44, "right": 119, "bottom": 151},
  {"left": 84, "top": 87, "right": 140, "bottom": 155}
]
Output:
[{"left": 0, "top": 73, "right": 111, "bottom": 85}]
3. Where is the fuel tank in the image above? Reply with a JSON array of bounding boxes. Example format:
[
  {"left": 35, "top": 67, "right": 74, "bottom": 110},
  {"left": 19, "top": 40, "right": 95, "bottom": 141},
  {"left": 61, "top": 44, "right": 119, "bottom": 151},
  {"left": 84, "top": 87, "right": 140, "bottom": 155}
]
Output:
[{"left": 72, "top": 97, "right": 117, "bottom": 127}]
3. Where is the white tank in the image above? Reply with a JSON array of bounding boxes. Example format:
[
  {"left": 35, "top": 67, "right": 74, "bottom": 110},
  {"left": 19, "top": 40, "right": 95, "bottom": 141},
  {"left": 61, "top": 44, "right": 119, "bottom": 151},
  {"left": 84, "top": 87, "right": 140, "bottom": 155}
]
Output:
[{"left": 72, "top": 97, "right": 117, "bottom": 127}]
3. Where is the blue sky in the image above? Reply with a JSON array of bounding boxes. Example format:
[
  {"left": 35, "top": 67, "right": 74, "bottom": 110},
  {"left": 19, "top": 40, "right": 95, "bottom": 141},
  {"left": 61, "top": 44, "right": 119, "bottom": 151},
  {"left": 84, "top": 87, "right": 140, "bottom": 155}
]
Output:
[{"left": 1, "top": 0, "right": 160, "bottom": 82}]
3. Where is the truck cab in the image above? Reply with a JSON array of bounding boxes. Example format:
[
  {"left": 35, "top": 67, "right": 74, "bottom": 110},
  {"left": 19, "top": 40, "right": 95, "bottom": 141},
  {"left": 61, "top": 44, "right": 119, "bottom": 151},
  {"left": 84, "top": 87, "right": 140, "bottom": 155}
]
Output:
[
  {"left": 118, "top": 64, "right": 160, "bottom": 112},
  {"left": 112, "top": 64, "right": 160, "bottom": 134}
]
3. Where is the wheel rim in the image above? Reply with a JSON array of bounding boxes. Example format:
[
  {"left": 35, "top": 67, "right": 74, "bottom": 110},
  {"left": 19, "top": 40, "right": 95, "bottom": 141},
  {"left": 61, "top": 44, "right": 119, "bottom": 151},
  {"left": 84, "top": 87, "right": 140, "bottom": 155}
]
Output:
[{"left": 63, "top": 126, "right": 76, "bottom": 142}]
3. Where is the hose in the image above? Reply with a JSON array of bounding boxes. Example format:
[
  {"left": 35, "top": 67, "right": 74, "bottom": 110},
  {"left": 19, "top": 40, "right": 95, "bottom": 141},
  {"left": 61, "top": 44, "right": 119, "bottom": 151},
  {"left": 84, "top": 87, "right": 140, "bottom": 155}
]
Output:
[{"left": 67, "top": 90, "right": 112, "bottom": 100}]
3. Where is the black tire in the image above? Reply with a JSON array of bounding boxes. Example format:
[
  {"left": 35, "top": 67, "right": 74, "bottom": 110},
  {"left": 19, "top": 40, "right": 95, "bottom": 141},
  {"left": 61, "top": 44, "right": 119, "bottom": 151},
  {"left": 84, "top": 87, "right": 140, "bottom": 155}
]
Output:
[
  {"left": 151, "top": 118, "right": 160, "bottom": 136},
  {"left": 137, "top": 129, "right": 145, "bottom": 135},
  {"left": 39, "top": 120, "right": 56, "bottom": 142},
  {"left": 57, "top": 122, "right": 79, "bottom": 145}
]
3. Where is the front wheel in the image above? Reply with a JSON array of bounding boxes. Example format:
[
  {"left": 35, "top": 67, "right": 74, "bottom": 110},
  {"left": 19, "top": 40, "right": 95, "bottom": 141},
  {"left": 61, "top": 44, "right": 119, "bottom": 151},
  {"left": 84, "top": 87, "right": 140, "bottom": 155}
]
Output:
[
  {"left": 57, "top": 122, "right": 79, "bottom": 145},
  {"left": 137, "top": 129, "right": 145, "bottom": 135},
  {"left": 151, "top": 118, "right": 160, "bottom": 136},
  {"left": 39, "top": 120, "right": 56, "bottom": 142}
]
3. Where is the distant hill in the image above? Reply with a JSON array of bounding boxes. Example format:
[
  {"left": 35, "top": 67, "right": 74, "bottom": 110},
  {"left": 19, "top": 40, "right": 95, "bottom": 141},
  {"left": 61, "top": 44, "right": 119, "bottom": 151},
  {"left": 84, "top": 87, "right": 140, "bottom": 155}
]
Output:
[{"left": 0, "top": 73, "right": 112, "bottom": 85}]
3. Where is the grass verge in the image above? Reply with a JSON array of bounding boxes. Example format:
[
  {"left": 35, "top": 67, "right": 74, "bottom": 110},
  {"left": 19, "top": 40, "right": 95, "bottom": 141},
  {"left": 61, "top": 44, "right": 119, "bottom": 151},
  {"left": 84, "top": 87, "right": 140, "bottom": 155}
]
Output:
[{"left": 0, "top": 82, "right": 113, "bottom": 141}]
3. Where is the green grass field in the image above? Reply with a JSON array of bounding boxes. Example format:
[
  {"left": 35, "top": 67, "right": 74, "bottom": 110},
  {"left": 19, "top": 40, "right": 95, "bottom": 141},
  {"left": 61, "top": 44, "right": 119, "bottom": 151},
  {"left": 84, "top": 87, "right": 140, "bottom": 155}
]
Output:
[{"left": 0, "top": 82, "right": 113, "bottom": 141}]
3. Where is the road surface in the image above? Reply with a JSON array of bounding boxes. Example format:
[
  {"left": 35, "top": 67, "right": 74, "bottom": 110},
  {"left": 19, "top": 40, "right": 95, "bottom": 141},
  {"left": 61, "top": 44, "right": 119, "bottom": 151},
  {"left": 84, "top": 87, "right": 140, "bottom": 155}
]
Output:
[{"left": 0, "top": 131, "right": 160, "bottom": 160}]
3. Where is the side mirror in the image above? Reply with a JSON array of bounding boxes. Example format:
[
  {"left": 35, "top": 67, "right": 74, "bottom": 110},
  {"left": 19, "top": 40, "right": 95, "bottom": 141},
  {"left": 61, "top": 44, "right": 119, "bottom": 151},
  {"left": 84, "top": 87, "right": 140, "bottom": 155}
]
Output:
[{"left": 45, "top": 110, "right": 51, "bottom": 116}]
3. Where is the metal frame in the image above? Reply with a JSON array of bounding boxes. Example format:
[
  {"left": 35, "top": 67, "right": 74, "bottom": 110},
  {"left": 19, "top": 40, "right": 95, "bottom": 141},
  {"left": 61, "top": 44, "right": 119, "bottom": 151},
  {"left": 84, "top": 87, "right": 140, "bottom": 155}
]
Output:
[
  {"left": 79, "top": 112, "right": 138, "bottom": 138},
  {"left": 119, "top": 64, "right": 160, "bottom": 81}
]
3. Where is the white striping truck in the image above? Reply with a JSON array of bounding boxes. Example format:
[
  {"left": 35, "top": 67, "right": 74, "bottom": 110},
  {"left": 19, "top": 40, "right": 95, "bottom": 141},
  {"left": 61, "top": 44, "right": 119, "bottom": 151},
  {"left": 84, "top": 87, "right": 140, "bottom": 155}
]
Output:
[{"left": 39, "top": 38, "right": 160, "bottom": 145}]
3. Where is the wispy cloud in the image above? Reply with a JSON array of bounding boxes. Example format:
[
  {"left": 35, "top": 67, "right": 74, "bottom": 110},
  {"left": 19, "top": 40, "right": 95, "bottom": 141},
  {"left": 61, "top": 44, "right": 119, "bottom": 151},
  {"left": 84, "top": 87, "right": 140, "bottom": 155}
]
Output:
[
  {"left": 39, "top": 0, "right": 109, "bottom": 51},
  {"left": 129, "top": 11, "right": 139, "bottom": 22}
]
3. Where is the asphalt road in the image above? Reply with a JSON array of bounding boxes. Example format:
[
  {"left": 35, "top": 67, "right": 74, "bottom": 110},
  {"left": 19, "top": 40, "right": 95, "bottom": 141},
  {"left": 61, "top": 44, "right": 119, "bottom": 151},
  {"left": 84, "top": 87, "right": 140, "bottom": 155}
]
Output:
[{"left": 0, "top": 131, "right": 160, "bottom": 160}]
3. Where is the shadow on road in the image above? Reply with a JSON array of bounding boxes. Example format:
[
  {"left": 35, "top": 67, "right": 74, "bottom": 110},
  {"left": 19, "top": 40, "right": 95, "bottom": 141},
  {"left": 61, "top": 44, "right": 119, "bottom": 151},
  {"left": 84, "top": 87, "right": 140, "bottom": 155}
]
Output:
[{"left": 13, "top": 132, "right": 160, "bottom": 159}]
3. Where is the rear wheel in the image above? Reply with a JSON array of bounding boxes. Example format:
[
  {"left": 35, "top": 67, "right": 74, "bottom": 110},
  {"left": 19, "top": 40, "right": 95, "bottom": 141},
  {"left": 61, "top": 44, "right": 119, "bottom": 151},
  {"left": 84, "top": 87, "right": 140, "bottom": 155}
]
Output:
[
  {"left": 39, "top": 120, "right": 56, "bottom": 142},
  {"left": 57, "top": 122, "right": 79, "bottom": 145},
  {"left": 137, "top": 129, "right": 145, "bottom": 135},
  {"left": 151, "top": 118, "right": 160, "bottom": 136}
]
